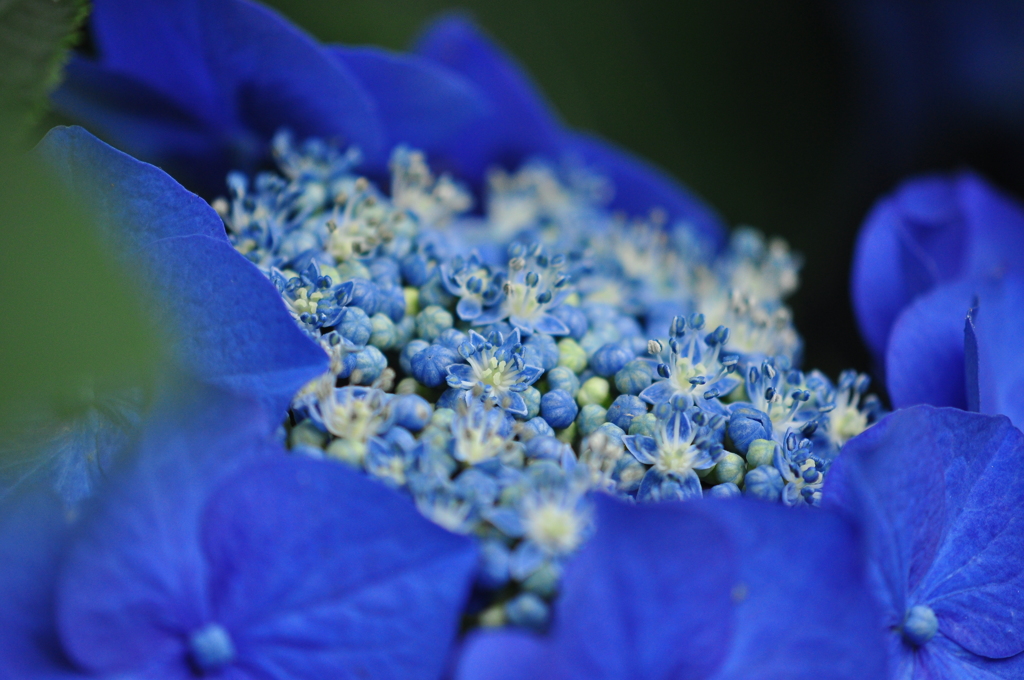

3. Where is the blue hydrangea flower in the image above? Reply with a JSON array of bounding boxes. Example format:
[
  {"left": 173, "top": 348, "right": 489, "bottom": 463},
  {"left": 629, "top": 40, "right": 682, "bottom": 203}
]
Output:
[
  {"left": 474, "top": 242, "right": 573, "bottom": 336},
  {"left": 450, "top": 397, "right": 518, "bottom": 465},
  {"left": 454, "top": 494, "right": 887, "bottom": 680},
  {"left": 825, "top": 405, "right": 1024, "bottom": 678},
  {"left": 851, "top": 171, "right": 1024, "bottom": 367},
  {"left": 0, "top": 387, "right": 478, "bottom": 679},
  {"left": 623, "top": 404, "right": 721, "bottom": 501},
  {"left": 180, "top": 127, "right": 881, "bottom": 620},
  {"left": 446, "top": 329, "right": 544, "bottom": 417},
  {"left": 640, "top": 314, "right": 739, "bottom": 407},
  {"left": 440, "top": 252, "right": 506, "bottom": 321}
]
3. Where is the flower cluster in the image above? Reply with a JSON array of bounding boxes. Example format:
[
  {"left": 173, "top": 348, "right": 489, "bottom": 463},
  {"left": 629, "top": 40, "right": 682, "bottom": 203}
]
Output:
[
  {"left": 3, "top": 1, "right": 1021, "bottom": 679},
  {"left": 215, "top": 132, "right": 880, "bottom": 628}
]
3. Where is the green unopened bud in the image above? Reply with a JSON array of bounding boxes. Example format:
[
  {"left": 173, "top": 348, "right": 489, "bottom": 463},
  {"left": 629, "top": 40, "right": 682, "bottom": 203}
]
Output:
[
  {"left": 577, "top": 403, "right": 607, "bottom": 435},
  {"left": 430, "top": 407, "right": 456, "bottom": 429},
  {"left": 368, "top": 313, "right": 396, "bottom": 350},
  {"left": 522, "top": 563, "right": 561, "bottom": 598},
  {"left": 478, "top": 604, "right": 507, "bottom": 628},
  {"left": 627, "top": 412, "right": 658, "bottom": 437},
  {"left": 403, "top": 286, "right": 420, "bottom": 317},
  {"left": 556, "top": 421, "right": 577, "bottom": 444},
  {"left": 395, "top": 377, "right": 419, "bottom": 394},
  {"left": 326, "top": 438, "right": 366, "bottom": 465},
  {"left": 557, "top": 338, "right": 588, "bottom": 374},
  {"left": 415, "top": 305, "right": 453, "bottom": 341},
  {"left": 577, "top": 376, "right": 611, "bottom": 407},
  {"left": 334, "top": 259, "right": 371, "bottom": 281},
  {"left": 713, "top": 452, "right": 746, "bottom": 486},
  {"left": 522, "top": 386, "right": 542, "bottom": 419},
  {"left": 746, "top": 438, "right": 777, "bottom": 470},
  {"left": 289, "top": 420, "right": 327, "bottom": 449}
]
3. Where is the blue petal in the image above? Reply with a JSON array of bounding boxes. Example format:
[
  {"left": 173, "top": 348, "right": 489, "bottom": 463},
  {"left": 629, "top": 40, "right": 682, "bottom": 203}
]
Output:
[
  {"left": 199, "top": 458, "right": 478, "bottom": 678},
  {"left": 447, "top": 363, "right": 475, "bottom": 382},
  {"left": 623, "top": 434, "right": 658, "bottom": 465},
  {"left": 38, "top": 126, "right": 328, "bottom": 426},
  {"left": 532, "top": 313, "right": 571, "bottom": 336},
  {"left": 851, "top": 172, "right": 1024, "bottom": 364},
  {"left": 457, "top": 495, "right": 885, "bottom": 680},
  {"left": 143, "top": 235, "right": 328, "bottom": 425},
  {"left": 968, "top": 275, "right": 1024, "bottom": 430},
  {"left": 827, "top": 406, "right": 1024, "bottom": 661},
  {"left": 505, "top": 392, "right": 528, "bottom": 417},
  {"left": 823, "top": 407, "right": 947, "bottom": 623},
  {"left": 456, "top": 296, "right": 484, "bottom": 320},
  {"left": 921, "top": 636, "right": 1024, "bottom": 679},
  {"left": 55, "top": 388, "right": 275, "bottom": 673},
  {"left": 705, "top": 499, "right": 889, "bottom": 679},
  {"left": 50, "top": 59, "right": 223, "bottom": 191},
  {"left": 516, "top": 364, "right": 544, "bottom": 386},
  {"left": 329, "top": 46, "right": 492, "bottom": 156},
  {"left": 60, "top": 0, "right": 385, "bottom": 194},
  {"left": 562, "top": 131, "right": 726, "bottom": 251},
  {"left": 550, "top": 496, "right": 735, "bottom": 678},
  {"left": 916, "top": 410, "right": 1024, "bottom": 659},
  {"left": 0, "top": 485, "right": 80, "bottom": 678},
  {"left": 35, "top": 125, "right": 227, "bottom": 256},
  {"left": 639, "top": 379, "right": 677, "bottom": 404},
  {"left": 456, "top": 630, "right": 549, "bottom": 680},
  {"left": 885, "top": 279, "right": 976, "bottom": 410},
  {"left": 414, "top": 15, "right": 563, "bottom": 185},
  {"left": 674, "top": 469, "right": 703, "bottom": 500}
]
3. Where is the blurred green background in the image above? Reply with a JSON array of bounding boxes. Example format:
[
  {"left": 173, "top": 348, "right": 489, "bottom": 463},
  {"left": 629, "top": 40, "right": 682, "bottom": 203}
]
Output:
[{"left": 1, "top": 0, "right": 157, "bottom": 412}]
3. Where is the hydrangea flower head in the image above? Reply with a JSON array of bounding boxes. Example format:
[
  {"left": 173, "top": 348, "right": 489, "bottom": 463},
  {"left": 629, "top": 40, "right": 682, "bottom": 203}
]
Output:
[
  {"left": 43, "top": 0, "right": 894, "bottom": 648},
  {"left": 188, "top": 127, "right": 885, "bottom": 617}
]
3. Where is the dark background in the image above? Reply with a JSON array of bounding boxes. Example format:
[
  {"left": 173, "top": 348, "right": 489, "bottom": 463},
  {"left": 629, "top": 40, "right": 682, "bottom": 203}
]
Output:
[{"left": 267, "top": 1, "right": 1024, "bottom": 385}]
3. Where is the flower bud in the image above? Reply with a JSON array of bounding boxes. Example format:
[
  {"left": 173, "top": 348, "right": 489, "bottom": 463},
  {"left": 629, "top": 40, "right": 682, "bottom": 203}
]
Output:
[
  {"left": 577, "top": 376, "right": 611, "bottom": 407},
  {"left": 557, "top": 337, "right": 588, "bottom": 373}
]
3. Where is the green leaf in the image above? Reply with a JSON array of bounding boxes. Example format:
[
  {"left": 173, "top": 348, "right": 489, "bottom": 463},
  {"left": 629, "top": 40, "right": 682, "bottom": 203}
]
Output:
[{"left": 0, "top": 0, "right": 89, "bottom": 144}]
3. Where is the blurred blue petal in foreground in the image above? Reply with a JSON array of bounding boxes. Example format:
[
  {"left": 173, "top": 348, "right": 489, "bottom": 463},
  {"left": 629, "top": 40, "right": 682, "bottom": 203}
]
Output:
[
  {"left": 0, "top": 126, "right": 328, "bottom": 506},
  {"left": 456, "top": 494, "right": 887, "bottom": 680},
  {"left": 0, "top": 385, "right": 479, "bottom": 679},
  {"left": 52, "top": 0, "right": 386, "bottom": 196},
  {"left": 826, "top": 405, "right": 1024, "bottom": 677}
]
